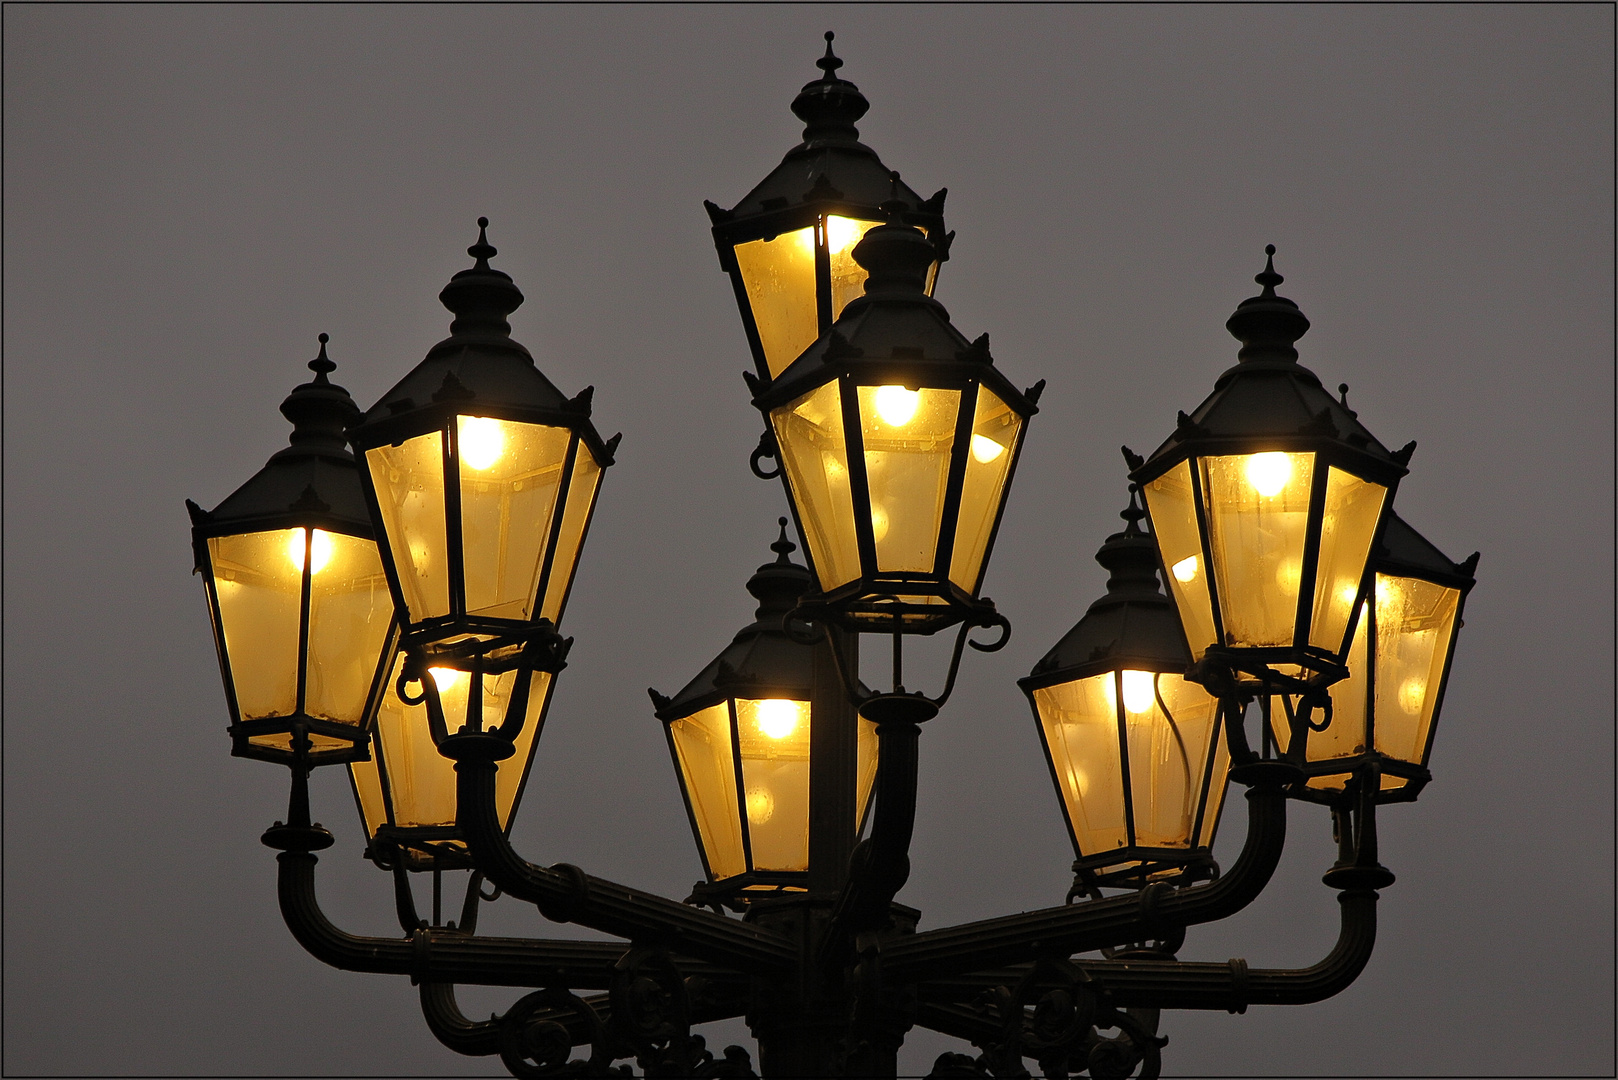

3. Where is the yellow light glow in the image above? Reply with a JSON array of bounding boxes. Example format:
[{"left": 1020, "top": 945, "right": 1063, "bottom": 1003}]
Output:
[
  {"left": 745, "top": 786, "right": 775, "bottom": 824},
  {"left": 755, "top": 699, "right": 804, "bottom": 740},
  {"left": 1246, "top": 452, "right": 1293, "bottom": 497},
  {"left": 971, "top": 434, "right": 1006, "bottom": 464},
  {"left": 459, "top": 417, "right": 506, "bottom": 471},
  {"left": 287, "top": 528, "right": 334, "bottom": 574},
  {"left": 825, "top": 215, "right": 863, "bottom": 256},
  {"left": 1171, "top": 555, "right": 1199, "bottom": 583},
  {"left": 1398, "top": 677, "right": 1427, "bottom": 714},
  {"left": 874, "top": 385, "right": 919, "bottom": 427},
  {"left": 1276, "top": 558, "right": 1303, "bottom": 593},
  {"left": 1338, "top": 582, "right": 1362, "bottom": 607},
  {"left": 1121, "top": 670, "right": 1157, "bottom": 714},
  {"left": 428, "top": 667, "right": 465, "bottom": 692},
  {"left": 870, "top": 503, "right": 890, "bottom": 542}
]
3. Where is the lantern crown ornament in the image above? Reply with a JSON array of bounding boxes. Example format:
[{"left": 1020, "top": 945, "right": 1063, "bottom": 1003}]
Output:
[
  {"left": 752, "top": 221, "right": 1040, "bottom": 635},
  {"left": 1129, "top": 247, "right": 1412, "bottom": 691},
  {"left": 651, "top": 520, "right": 878, "bottom": 899},
  {"left": 705, "top": 32, "right": 951, "bottom": 384},
  {"left": 1021, "top": 493, "right": 1229, "bottom": 890},
  {"left": 188, "top": 336, "right": 398, "bottom": 766}
]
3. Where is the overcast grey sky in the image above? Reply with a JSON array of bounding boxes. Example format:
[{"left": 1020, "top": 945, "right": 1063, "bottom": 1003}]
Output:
[{"left": 4, "top": 5, "right": 1613, "bottom": 1076}]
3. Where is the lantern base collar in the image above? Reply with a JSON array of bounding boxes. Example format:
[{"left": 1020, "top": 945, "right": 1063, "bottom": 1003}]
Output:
[
  {"left": 436, "top": 730, "right": 518, "bottom": 764},
  {"left": 262, "top": 822, "right": 335, "bottom": 852},
  {"left": 858, "top": 693, "right": 939, "bottom": 727}
]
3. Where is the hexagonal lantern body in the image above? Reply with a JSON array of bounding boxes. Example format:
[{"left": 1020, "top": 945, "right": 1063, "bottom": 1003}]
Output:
[
  {"left": 1020, "top": 501, "right": 1229, "bottom": 890},
  {"left": 188, "top": 339, "right": 399, "bottom": 767},
  {"left": 1130, "top": 250, "right": 1411, "bottom": 691},
  {"left": 651, "top": 525, "right": 878, "bottom": 899},
  {"left": 1269, "top": 512, "right": 1477, "bottom": 805},
  {"left": 750, "top": 222, "right": 1040, "bottom": 634},
  {"left": 706, "top": 33, "right": 949, "bottom": 385}
]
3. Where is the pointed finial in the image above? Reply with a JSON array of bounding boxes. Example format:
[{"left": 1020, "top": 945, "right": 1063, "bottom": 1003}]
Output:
[
  {"left": 1339, "top": 383, "right": 1350, "bottom": 406},
  {"left": 817, "top": 31, "right": 843, "bottom": 79},
  {"left": 1255, "top": 244, "right": 1282, "bottom": 297},
  {"left": 468, "top": 217, "right": 496, "bottom": 270},
  {"left": 1120, "top": 484, "right": 1146, "bottom": 536},
  {"left": 309, "top": 333, "right": 335, "bottom": 383},
  {"left": 771, "top": 516, "right": 797, "bottom": 563}
]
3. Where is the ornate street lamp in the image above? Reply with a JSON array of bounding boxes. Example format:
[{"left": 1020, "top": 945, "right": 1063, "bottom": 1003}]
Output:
[
  {"left": 650, "top": 521, "right": 878, "bottom": 901},
  {"left": 750, "top": 220, "right": 1041, "bottom": 636},
  {"left": 706, "top": 33, "right": 950, "bottom": 385},
  {"left": 1021, "top": 493, "right": 1229, "bottom": 892},
  {"left": 347, "top": 219, "right": 611, "bottom": 739},
  {"left": 1127, "top": 247, "right": 1415, "bottom": 693},
  {"left": 188, "top": 337, "right": 397, "bottom": 767},
  {"left": 1270, "top": 511, "right": 1478, "bottom": 803}
]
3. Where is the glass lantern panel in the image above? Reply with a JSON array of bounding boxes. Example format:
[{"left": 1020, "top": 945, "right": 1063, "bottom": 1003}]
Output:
[
  {"left": 1195, "top": 710, "right": 1231, "bottom": 850},
  {"left": 457, "top": 417, "right": 573, "bottom": 621},
  {"left": 539, "top": 444, "right": 602, "bottom": 624},
  {"left": 1121, "top": 672, "right": 1222, "bottom": 849},
  {"left": 669, "top": 703, "right": 746, "bottom": 880},
  {"left": 209, "top": 529, "right": 304, "bottom": 721},
  {"left": 1200, "top": 452, "right": 1315, "bottom": 648},
  {"left": 949, "top": 386, "right": 1023, "bottom": 592},
  {"left": 1301, "top": 602, "right": 1372, "bottom": 763},
  {"left": 1033, "top": 676, "right": 1128, "bottom": 856},
  {"left": 857, "top": 385, "right": 961, "bottom": 574},
  {"left": 305, "top": 531, "right": 394, "bottom": 725},
  {"left": 1372, "top": 574, "right": 1460, "bottom": 765},
  {"left": 349, "top": 734, "right": 388, "bottom": 840},
  {"left": 855, "top": 715, "right": 880, "bottom": 831},
  {"left": 826, "top": 216, "right": 890, "bottom": 320},
  {"left": 372, "top": 657, "right": 551, "bottom": 831},
  {"left": 773, "top": 383, "right": 861, "bottom": 591},
  {"left": 1308, "top": 468, "right": 1387, "bottom": 655},
  {"left": 734, "top": 226, "right": 819, "bottom": 380},
  {"left": 736, "top": 698, "right": 813, "bottom": 873},
  {"left": 367, "top": 432, "right": 450, "bottom": 623},
  {"left": 1142, "top": 461, "right": 1218, "bottom": 659}
]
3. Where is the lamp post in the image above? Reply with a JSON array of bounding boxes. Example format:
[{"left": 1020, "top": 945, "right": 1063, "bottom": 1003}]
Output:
[{"left": 190, "top": 36, "right": 1476, "bottom": 1079}]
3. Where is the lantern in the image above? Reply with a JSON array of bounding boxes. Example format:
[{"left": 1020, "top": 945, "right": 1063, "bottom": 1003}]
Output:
[
  {"left": 188, "top": 337, "right": 398, "bottom": 766},
  {"left": 705, "top": 32, "right": 949, "bottom": 385},
  {"left": 1269, "top": 512, "right": 1477, "bottom": 804},
  {"left": 348, "top": 653, "right": 555, "bottom": 870},
  {"left": 347, "top": 218, "right": 616, "bottom": 738},
  {"left": 1020, "top": 495, "right": 1229, "bottom": 889},
  {"left": 749, "top": 221, "right": 1041, "bottom": 634},
  {"left": 1130, "top": 247, "right": 1413, "bottom": 690},
  {"left": 650, "top": 522, "right": 878, "bottom": 898}
]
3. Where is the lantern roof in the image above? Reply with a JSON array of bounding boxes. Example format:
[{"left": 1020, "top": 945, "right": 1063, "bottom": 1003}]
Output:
[
  {"left": 1376, "top": 512, "right": 1480, "bottom": 590},
  {"left": 187, "top": 335, "right": 372, "bottom": 542},
  {"left": 705, "top": 33, "right": 946, "bottom": 235},
  {"left": 749, "top": 222, "right": 1041, "bottom": 415},
  {"left": 350, "top": 219, "right": 618, "bottom": 465},
  {"left": 652, "top": 520, "right": 856, "bottom": 719},
  {"left": 1021, "top": 493, "right": 1191, "bottom": 688},
  {"left": 1130, "top": 246, "right": 1412, "bottom": 484}
]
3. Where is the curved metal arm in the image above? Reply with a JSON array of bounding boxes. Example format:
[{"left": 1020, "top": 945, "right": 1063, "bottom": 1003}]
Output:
[
  {"left": 272, "top": 836, "right": 738, "bottom": 989},
  {"left": 882, "top": 774, "right": 1291, "bottom": 984},
  {"left": 444, "top": 735, "right": 796, "bottom": 975},
  {"left": 420, "top": 983, "right": 503, "bottom": 1056}
]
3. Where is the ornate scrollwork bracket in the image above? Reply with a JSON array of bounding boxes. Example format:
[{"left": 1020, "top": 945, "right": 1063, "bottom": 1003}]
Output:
[{"left": 608, "top": 946, "right": 758, "bottom": 1078}]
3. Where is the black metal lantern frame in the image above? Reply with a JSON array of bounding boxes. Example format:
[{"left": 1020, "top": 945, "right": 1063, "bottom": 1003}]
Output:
[
  {"left": 1269, "top": 511, "right": 1479, "bottom": 807},
  {"left": 705, "top": 33, "right": 950, "bottom": 389},
  {"left": 189, "top": 337, "right": 399, "bottom": 768},
  {"left": 1128, "top": 249, "right": 1415, "bottom": 697},
  {"left": 749, "top": 223, "right": 1042, "bottom": 639}
]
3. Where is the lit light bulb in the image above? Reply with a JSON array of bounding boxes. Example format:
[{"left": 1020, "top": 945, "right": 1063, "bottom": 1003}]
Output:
[
  {"left": 1121, "top": 670, "right": 1156, "bottom": 714},
  {"left": 971, "top": 434, "right": 1006, "bottom": 464},
  {"left": 429, "top": 667, "right": 464, "bottom": 692},
  {"left": 745, "top": 786, "right": 775, "bottom": 824},
  {"left": 874, "top": 385, "right": 919, "bottom": 427},
  {"left": 1246, "top": 452, "right": 1292, "bottom": 497},
  {"left": 870, "top": 503, "right": 890, "bottom": 542},
  {"left": 1171, "top": 556, "right": 1199, "bottom": 583},
  {"left": 825, "top": 215, "right": 864, "bottom": 255},
  {"left": 1398, "top": 677, "right": 1426, "bottom": 714},
  {"left": 287, "top": 528, "right": 333, "bottom": 574},
  {"left": 459, "top": 416, "right": 506, "bottom": 471},
  {"left": 755, "top": 699, "right": 803, "bottom": 740}
]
